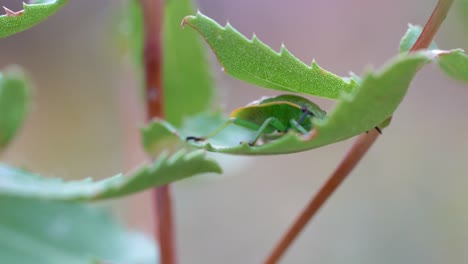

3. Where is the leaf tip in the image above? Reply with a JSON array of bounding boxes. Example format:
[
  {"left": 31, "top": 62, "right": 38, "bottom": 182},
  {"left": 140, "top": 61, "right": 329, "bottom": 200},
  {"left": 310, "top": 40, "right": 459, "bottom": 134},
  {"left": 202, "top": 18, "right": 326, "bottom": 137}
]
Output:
[
  {"left": 225, "top": 20, "right": 232, "bottom": 29},
  {"left": 311, "top": 59, "right": 320, "bottom": 69},
  {"left": 195, "top": 9, "right": 203, "bottom": 16},
  {"left": 279, "top": 43, "right": 288, "bottom": 55},
  {"left": 206, "top": 161, "right": 223, "bottom": 174},
  {"left": 2, "top": 6, "right": 24, "bottom": 17},
  {"left": 251, "top": 33, "right": 263, "bottom": 45},
  {"left": 181, "top": 15, "right": 194, "bottom": 29}
]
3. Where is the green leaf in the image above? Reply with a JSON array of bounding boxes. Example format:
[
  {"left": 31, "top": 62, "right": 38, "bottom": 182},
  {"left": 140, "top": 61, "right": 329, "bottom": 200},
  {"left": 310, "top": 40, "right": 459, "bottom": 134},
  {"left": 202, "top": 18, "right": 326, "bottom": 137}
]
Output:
[
  {"left": 0, "top": 197, "right": 157, "bottom": 264},
  {"left": 144, "top": 52, "right": 432, "bottom": 155},
  {"left": 141, "top": 119, "right": 183, "bottom": 156},
  {"left": 0, "top": 0, "right": 68, "bottom": 38},
  {"left": 141, "top": 113, "right": 255, "bottom": 156},
  {"left": 455, "top": 0, "right": 468, "bottom": 24},
  {"left": 0, "top": 150, "right": 221, "bottom": 201},
  {"left": 119, "top": 0, "right": 144, "bottom": 87},
  {"left": 437, "top": 49, "right": 468, "bottom": 82},
  {"left": 0, "top": 67, "right": 30, "bottom": 150},
  {"left": 399, "top": 24, "right": 438, "bottom": 53},
  {"left": 123, "top": 0, "right": 213, "bottom": 127},
  {"left": 182, "top": 12, "right": 356, "bottom": 99},
  {"left": 163, "top": 0, "right": 213, "bottom": 126}
]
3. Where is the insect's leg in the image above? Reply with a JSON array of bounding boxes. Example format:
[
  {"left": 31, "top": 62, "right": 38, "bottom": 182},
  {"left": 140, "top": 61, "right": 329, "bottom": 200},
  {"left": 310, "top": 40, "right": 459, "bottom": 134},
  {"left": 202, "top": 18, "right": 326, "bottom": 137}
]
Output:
[
  {"left": 247, "top": 117, "right": 287, "bottom": 146},
  {"left": 364, "top": 126, "right": 383, "bottom": 134},
  {"left": 291, "top": 106, "right": 316, "bottom": 134},
  {"left": 186, "top": 118, "right": 235, "bottom": 142},
  {"left": 290, "top": 119, "right": 309, "bottom": 135},
  {"left": 297, "top": 105, "right": 316, "bottom": 125},
  {"left": 297, "top": 106, "right": 308, "bottom": 125}
]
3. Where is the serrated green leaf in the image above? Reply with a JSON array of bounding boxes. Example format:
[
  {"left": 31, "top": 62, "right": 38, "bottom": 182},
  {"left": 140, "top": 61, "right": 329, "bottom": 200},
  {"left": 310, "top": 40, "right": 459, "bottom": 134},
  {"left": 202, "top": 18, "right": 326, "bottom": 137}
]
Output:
[
  {"left": 182, "top": 12, "right": 355, "bottom": 99},
  {"left": 0, "top": 0, "right": 68, "bottom": 38},
  {"left": 141, "top": 113, "right": 255, "bottom": 156},
  {"left": 0, "top": 67, "right": 30, "bottom": 150},
  {"left": 97, "top": 150, "right": 221, "bottom": 199},
  {"left": 144, "top": 52, "right": 432, "bottom": 155},
  {"left": 0, "top": 197, "right": 157, "bottom": 264},
  {"left": 399, "top": 24, "right": 438, "bottom": 53},
  {"left": 0, "top": 150, "right": 221, "bottom": 201},
  {"left": 437, "top": 49, "right": 468, "bottom": 82},
  {"left": 163, "top": 0, "right": 213, "bottom": 126}
]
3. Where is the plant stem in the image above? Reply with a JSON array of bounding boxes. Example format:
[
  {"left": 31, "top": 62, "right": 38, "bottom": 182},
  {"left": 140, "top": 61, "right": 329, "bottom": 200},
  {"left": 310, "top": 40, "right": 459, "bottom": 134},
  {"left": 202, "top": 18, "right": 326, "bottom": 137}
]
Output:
[
  {"left": 264, "top": 1, "right": 453, "bottom": 263},
  {"left": 264, "top": 130, "right": 380, "bottom": 264},
  {"left": 140, "top": 0, "right": 178, "bottom": 263},
  {"left": 410, "top": 0, "right": 454, "bottom": 52}
]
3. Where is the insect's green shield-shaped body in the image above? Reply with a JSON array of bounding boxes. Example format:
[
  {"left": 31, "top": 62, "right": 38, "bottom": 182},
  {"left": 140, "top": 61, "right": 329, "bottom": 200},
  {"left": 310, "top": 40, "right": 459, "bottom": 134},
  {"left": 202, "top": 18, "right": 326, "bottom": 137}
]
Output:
[
  {"left": 187, "top": 94, "right": 327, "bottom": 146},
  {"left": 231, "top": 94, "right": 326, "bottom": 134},
  {"left": 254, "top": 94, "right": 327, "bottom": 119}
]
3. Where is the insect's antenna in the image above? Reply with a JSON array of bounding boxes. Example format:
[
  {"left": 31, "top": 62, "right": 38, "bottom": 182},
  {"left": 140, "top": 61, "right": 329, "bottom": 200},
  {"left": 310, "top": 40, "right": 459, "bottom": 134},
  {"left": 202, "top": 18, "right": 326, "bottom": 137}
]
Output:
[{"left": 186, "top": 136, "right": 205, "bottom": 142}]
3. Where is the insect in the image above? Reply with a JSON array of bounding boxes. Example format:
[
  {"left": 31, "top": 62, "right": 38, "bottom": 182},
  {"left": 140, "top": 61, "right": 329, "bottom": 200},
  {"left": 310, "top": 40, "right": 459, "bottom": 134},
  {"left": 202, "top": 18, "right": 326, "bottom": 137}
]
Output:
[{"left": 186, "top": 94, "right": 327, "bottom": 146}]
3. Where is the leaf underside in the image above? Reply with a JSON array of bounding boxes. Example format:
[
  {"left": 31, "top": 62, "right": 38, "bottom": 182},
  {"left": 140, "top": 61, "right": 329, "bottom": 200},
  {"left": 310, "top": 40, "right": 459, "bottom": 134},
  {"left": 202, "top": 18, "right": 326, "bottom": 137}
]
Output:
[
  {"left": 0, "top": 0, "right": 68, "bottom": 38},
  {"left": 182, "top": 11, "right": 356, "bottom": 99},
  {"left": 437, "top": 49, "right": 468, "bottom": 83},
  {"left": 0, "top": 150, "right": 221, "bottom": 201},
  {"left": 144, "top": 52, "right": 432, "bottom": 155},
  {"left": 0, "top": 197, "right": 157, "bottom": 264}
]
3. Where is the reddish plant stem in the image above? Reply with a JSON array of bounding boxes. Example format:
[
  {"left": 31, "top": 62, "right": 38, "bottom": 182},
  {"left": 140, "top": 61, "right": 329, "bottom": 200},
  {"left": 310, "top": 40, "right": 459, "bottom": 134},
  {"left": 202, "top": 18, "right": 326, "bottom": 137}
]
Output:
[
  {"left": 264, "top": 1, "right": 453, "bottom": 263},
  {"left": 142, "top": 0, "right": 164, "bottom": 119},
  {"left": 264, "top": 130, "right": 380, "bottom": 264},
  {"left": 410, "top": 0, "right": 454, "bottom": 52},
  {"left": 140, "top": 1, "right": 178, "bottom": 264}
]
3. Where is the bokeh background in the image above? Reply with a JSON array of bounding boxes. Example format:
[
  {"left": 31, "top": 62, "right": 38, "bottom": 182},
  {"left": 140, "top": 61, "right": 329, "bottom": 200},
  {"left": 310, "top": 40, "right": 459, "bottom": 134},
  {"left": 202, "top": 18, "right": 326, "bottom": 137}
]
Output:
[{"left": 1, "top": 0, "right": 468, "bottom": 263}]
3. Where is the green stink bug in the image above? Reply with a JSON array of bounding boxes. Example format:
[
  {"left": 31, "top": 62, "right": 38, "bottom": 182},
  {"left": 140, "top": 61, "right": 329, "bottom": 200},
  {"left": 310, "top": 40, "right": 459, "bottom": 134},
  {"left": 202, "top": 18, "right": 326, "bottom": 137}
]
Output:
[{"left": 186, "top": 94, "right": 327, "bottom": 146}]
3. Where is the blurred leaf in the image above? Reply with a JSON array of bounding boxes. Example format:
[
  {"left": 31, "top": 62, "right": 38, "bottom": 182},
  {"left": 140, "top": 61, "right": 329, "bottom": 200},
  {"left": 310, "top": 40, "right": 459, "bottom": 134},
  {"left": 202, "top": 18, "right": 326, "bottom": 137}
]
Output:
[
  {"left": 0, "top": 67, "right": 30, "bottom": 150},
  {"left": 437, "top": 49, "right": 468, "bottom": 82},
  {"left": 145, "top": 52, "right": 431, "bottom": 155},
  {"left": 0, "top": 150, "right": 221, "bottom": 201},
  {"left": 399, "top": 24, "right": 438, "bottom": 53},
  {"left": 141, "top": 119, "right": 183, "bottom": 156},
  {"left": 0, "top": 0, "right": 68, "bottom": 38},
  {"left": 456, "top": 0, "right": 468, "bottom": 24},
  {"left": 121, "top": 0, "right": 144, "bottom": 85},
  {"left": 182, "top": 12, "right": 356, "bottom": 99},
  {"left": 124, "top": 0, "right": 213, "bottom": 127},
  {"left": 163, "top": 0, "right": 213, "bottom": 126},
  {"left": 0, "top": 197, "right": 157, "bottom": 264}
]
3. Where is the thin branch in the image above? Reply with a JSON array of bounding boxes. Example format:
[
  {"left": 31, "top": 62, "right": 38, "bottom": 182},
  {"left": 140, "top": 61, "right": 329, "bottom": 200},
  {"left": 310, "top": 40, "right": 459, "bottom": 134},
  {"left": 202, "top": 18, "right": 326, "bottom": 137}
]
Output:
[
  {"left": 410, "top": 0, "right": 454, "bottom": 52},
  {"left": 264, "top": 130, "right": 380, "bottom": 264},
  {"left": 140, "top": 0, "right": 178, "bottom": 263},
  {"left": 264, "top": 0, "right": 454, "bottom": 263},
  {"left": 141, "top": 0, "right": 164, "bottom": 118}
]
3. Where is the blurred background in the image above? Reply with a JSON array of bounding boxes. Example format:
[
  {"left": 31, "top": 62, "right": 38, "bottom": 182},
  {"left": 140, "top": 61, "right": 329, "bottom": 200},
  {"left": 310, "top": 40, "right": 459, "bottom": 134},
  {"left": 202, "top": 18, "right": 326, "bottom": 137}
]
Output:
[{"left": 1, "top": 0, "right": 468, "bottom": 263}]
